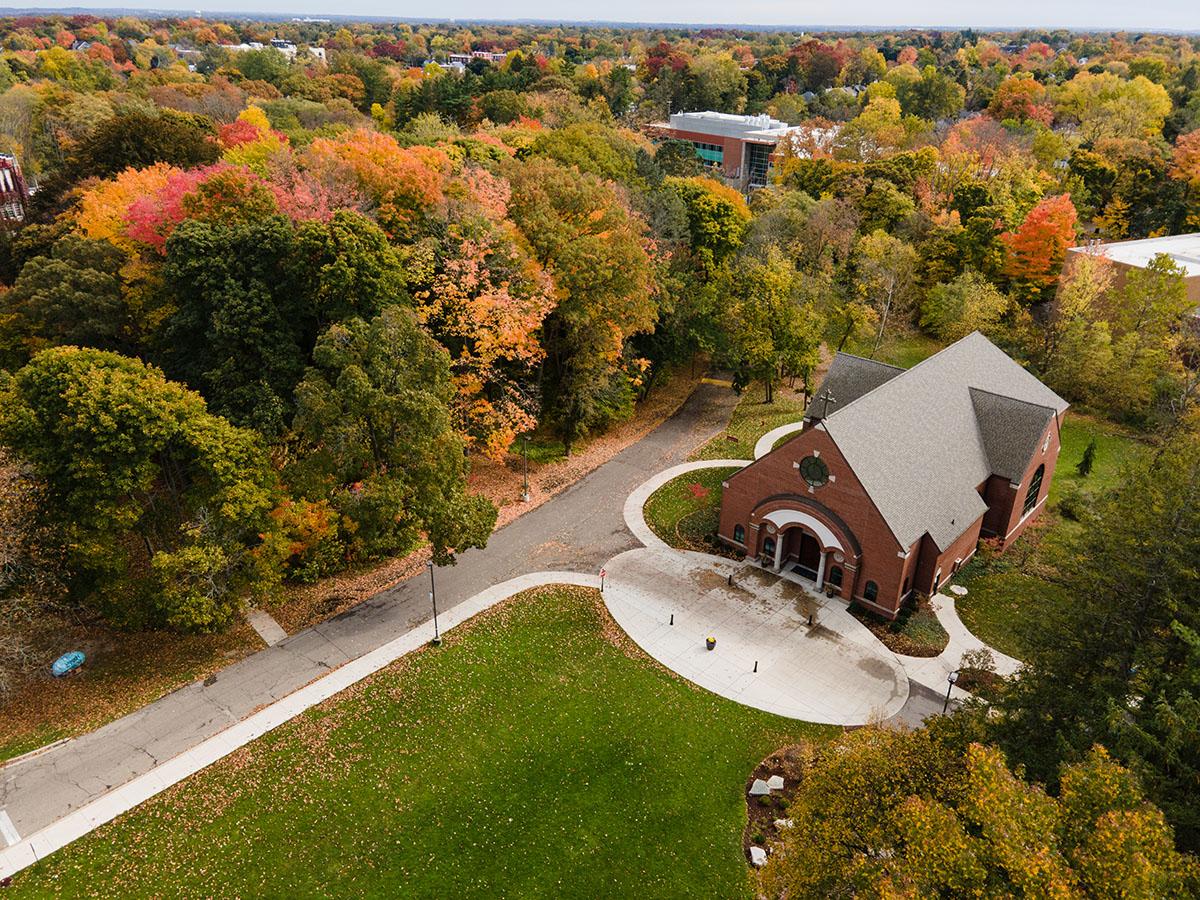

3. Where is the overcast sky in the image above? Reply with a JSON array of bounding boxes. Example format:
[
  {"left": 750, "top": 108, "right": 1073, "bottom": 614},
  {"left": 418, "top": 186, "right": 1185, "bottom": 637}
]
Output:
[{"left": 19, "top": 0, "right": 1200, "bottom": 32}]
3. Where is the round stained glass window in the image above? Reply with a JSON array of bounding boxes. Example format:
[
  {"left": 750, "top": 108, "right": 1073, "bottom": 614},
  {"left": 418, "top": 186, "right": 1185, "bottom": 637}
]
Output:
[{"left": 799, "top": 455, "right": 829, "bottom": 488}]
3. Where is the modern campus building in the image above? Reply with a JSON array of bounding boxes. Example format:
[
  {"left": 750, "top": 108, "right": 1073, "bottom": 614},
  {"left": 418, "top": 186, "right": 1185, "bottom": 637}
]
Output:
[
  {"left": 717, "top": 333, "right": 1068, "bottom": 619},
  {"left": 1065, "top": 233, "right": 1200, "bottom": 329},
  {"left": 648, "top": 111, "right": 797, "bottom": 190}
]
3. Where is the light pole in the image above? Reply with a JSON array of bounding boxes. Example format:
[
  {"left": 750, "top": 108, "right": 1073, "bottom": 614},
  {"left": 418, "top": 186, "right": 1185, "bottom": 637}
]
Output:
[
  {"left": 942, "top": 669, "right": 960, "bottom": 714},
  {"left": 427, "top": 559, "right": 441, "bottom": 646},
  {"left": 521, "top": 436, "right": 530, "bottom": 503}
]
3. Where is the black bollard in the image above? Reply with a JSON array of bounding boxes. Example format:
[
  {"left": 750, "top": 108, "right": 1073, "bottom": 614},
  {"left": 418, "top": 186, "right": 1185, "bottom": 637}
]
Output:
[{"left": 669, "top": 613, "right": 674, "bottom": 626}]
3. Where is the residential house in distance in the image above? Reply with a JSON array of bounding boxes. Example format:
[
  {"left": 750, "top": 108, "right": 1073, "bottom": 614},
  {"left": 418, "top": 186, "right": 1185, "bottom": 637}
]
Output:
[
  {"left": 219, "top": 40, "right": 325, "bottom": 62},
  {"left": 448, "top": 50, "right": 508, "bottom": 65},
  {"left": 717, "top": 333, "right": 1068, "bottom": 619},
  {"left": 1064, "top": 233, "right": 1200, "bottom": 332},
  {"left": 0, "top": 153, "right": 30, "bottom": 224}
]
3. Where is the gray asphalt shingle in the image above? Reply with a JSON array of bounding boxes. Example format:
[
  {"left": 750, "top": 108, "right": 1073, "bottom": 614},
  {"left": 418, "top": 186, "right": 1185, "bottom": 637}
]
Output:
[{"left": 813, "top": 332, "right": 1068, "bottom": 551}]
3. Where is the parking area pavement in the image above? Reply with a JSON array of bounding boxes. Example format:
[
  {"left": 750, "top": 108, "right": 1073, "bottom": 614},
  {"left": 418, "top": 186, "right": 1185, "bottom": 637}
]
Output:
[{"left": 601, "top": 547, "right": 910, "bottom": 725}]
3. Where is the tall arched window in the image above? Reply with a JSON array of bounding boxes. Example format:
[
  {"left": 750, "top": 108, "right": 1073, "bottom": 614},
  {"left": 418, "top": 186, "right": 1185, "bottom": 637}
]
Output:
[
  {"left": 1023, "top": 464, "right": 1045, "bottom": 517},
  {"left": 864, "top": 581, "right": 878, "bottom": 603},
  {"left": 762, "top": 537, "right": 776, "bottom": 558},
  {"left": 733, "top": 524, "right": 745, "bottom": 544}
]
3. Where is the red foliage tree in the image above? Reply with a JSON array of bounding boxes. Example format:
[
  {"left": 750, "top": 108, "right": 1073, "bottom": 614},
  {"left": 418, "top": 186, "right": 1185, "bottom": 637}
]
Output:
[{"left": 1001, "top": 194, "right": 1078, "bottom": 302}]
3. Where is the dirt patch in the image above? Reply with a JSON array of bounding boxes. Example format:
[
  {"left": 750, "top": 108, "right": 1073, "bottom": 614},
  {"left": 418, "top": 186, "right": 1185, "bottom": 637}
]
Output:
[{"left": 690, "top": 568, "right": 733, "bottom": 593}]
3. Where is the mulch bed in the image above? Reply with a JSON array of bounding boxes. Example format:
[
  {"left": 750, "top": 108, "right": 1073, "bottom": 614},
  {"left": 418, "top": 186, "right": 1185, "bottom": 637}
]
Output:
[
  {"left": 741, "top": 742, "right": 818, "bottom": 867},
  {"left": 848, "top": 595, "right": 948, "bottom": 658}
]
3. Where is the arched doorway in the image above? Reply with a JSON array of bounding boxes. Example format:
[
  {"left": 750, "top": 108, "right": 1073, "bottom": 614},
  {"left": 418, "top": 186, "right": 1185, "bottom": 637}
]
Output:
[
  {"left": 793, "top": 530, "right": 822, "bottom": 580},
  {"left": 760, "top": 508, "right": 846, "bottom": 591}
]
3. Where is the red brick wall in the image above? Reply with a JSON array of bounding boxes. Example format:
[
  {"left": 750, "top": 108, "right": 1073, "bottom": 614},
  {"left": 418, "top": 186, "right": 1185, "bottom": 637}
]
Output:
[
  {"left": 994, "top": 413, "right": 1063, "bottom": 546},
  {"left": 651, "top": 126, "right": 745, "bottom": 177},
  {"left": 718, "top": 413, "right": 1064, "bottom": 616},
  {"left": 719, "top": 425, "right": 912, "bottom": 614}
]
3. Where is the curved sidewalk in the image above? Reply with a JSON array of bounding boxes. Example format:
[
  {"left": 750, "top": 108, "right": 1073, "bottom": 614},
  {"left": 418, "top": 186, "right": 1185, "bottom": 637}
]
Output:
[
  {"left": 623, "top": 458, "right": 748, "bottom": 550},
  {"left": 895, "top": 592, "right": 1022, "bottom": 701},
  {"left": 752, "top": 421, "right": 804, "bottom": 460}
]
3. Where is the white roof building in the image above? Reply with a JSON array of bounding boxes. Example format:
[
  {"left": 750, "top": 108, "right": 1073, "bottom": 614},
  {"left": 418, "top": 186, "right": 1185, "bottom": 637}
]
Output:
[{"left": 1067, "top": 233, "right": 1200, "bottom": 320}]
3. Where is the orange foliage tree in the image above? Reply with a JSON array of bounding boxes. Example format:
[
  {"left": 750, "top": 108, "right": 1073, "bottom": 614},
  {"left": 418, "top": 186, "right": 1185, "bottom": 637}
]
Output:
[
  {"left": 303, "top": 128, "right": 449, "bottom": 241},
  {"left": 411, "top": 166, "right": 554, "bottom": 459},
  {"left": 1001, "top": 193, "right": 1078, "bottom": 303}
]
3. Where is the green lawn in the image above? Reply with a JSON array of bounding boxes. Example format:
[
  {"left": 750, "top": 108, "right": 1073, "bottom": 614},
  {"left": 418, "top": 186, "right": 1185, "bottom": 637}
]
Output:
[
  {"left": 842, "top": 330, "right": 944, "bottom": 370},
  {"left": 955, "top": 415, "right": 1151, "bottom": 660},
  {"left": 12, "top": 586, "right": 829, "bottom": 898},
  {"left": 692, "top": 388, "right": 807, "bottom": 461},
  {"left": 644, "top": 466, "right": 741, "bottom": 551}
]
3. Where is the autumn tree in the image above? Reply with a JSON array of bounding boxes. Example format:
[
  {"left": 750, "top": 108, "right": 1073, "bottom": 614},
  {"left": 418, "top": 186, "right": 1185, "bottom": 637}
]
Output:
[
  {"left": 411, "top": 167, "right": 554, "bottom": 459},
  {"left": 665, "top": 175, "right": 751, "bottom": 274},
  {"left": 920, "top": 270, "right": 1011, "bottom": 342},
  {"left": 290, "top": 306, "right": 496, "bottom": 564},
  {"left": 0, "top": 347, "right": 279, "bottom": 632},
  {"left": 32, "top": 109, "right": 219, "bottom": 217},
  {"left": 761, "top": 729, "right": 1200, "bottom": 897},
  {"left": 992, "top": 425, "right": 1200, "bottom": 850},
  {"left": 1104, "top": 253, "right": 1193, "bottom": 420},
  {"left": 988, "top": 73, "right": 1053, "bottom": 125},
  {"left": 718, "top": 247, "right": 824, "bottom": 402},
  {"left": 850, "top": 230, "right": 920, "bottom": 355},
  {"left": 506, "top": 157, "right": 657, "bottom": 455},
  {"left": 303, "top": 128, "right": 449, "bottom": 241},
  {"left": 1054, "top": 72, "right": 1173, "bottom": 144},
  {"left": 1170, "top": 128, "right": 1200, "bottom": 228},
  {"left": 1001, "top": 193, "right": 1078, "bottom": 305},
  {"left": 885, "top": 63, "right": 965, "bottom": 122},
  {"left": 1040, "top": 249, "right": 1116, "bottom": 405}
]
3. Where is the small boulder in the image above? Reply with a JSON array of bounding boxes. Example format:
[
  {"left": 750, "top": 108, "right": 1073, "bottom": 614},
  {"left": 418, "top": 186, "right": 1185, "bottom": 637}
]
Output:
[
  {"left": 766, "top": 775, "right": 785, "bottom": 791},
  {"left": 749, "top": 846, "right": 768, "bottom": 867},
  {"left": 749, "top": 778, "right": 770, "bottom": 796},
  {"left": 950, "top": 585, "right": 968, "bottom": 597},
  {"left": 773, "top": 818, "right": 794, "bottom": 829}
]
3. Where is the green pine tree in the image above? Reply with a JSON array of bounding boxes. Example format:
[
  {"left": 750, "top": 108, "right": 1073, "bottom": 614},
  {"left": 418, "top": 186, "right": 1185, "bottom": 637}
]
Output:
[{"left": 1076, "top": 438, "right": 1097, "bottom": 477}]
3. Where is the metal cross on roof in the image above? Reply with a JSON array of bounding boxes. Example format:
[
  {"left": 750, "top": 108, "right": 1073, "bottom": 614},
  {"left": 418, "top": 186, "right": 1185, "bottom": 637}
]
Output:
[{"left": 815, "top": 389, "right": 837, "bottom": 419}]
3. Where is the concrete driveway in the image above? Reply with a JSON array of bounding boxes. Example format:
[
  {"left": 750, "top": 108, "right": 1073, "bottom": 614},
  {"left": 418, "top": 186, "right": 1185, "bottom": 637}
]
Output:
[{"left": 602, "top": 547, "right": 910, "bottom": 725}]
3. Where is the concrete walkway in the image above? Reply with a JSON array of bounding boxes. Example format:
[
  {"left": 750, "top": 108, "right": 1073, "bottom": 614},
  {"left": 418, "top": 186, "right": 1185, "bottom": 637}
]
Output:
[
  {"left": 619, "top": 458, "right": 1022, "bottom": 723},
  {"left": 603, "top": 547, "right": 909, "bottom": 724},
  {"left": 752, "top": 421, "right": 805, "bottom": 460},
  {"left": 0, "top": 380, "right": 740, "bottom": 869},
  {"left": 896, "top": 592, "right": 1023, "bottom": 701}
]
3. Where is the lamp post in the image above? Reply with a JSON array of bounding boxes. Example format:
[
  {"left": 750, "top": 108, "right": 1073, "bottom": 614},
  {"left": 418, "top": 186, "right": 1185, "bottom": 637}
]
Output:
[
  {"left": 521, "top": 436, "right": 530, "bottom": 503},
  {"left": 943, "top": 669, "right": 960, "bottom": 714},
  {"left": 427, "top": 560, "right": 441, "bottom": 646}
]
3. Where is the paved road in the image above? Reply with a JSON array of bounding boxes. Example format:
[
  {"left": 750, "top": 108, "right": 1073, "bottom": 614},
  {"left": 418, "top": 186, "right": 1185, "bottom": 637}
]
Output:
[{"left": 0, "top": 382, "right": 740, "bottom": 840}]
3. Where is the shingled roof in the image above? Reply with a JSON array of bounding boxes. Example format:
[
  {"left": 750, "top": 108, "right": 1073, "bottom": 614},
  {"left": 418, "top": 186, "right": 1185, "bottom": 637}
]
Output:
[
  {"left": 805, "top": 353, "right": 903, "bottom": 420},
  {"left": 814, "top": 332, "right": 1068, "bottom": 551}
]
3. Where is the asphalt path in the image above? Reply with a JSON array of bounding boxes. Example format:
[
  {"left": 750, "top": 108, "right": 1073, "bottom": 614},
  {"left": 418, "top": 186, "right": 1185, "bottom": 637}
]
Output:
[{"left": 0, "top": 381, "right": 740, "bottom": 840}]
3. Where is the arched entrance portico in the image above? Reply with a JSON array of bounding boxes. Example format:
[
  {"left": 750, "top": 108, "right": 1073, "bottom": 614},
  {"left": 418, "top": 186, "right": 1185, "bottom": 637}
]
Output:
[{"left": 760, "top": 508, "right": 846, "bottom": 590}]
